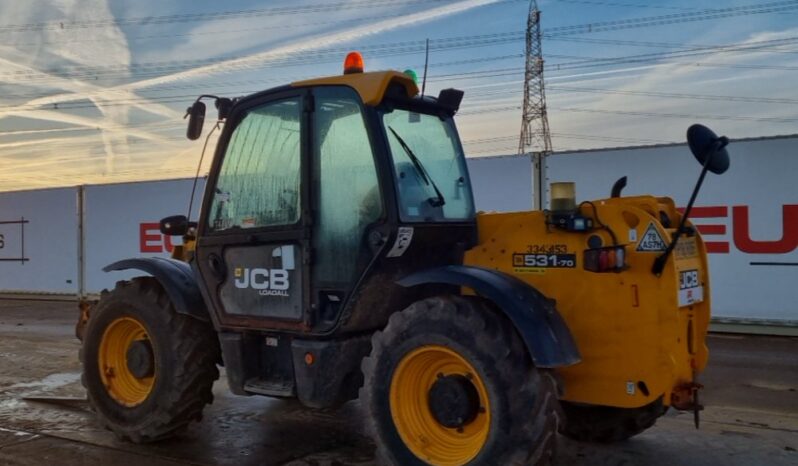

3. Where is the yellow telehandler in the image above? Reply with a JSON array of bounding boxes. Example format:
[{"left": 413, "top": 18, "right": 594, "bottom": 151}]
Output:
[{"left": 78, "top": 52, "right": 729, "bottom": 465}]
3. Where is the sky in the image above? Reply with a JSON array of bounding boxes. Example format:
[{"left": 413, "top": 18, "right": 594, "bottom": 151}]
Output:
[{"left": 0, "top": 0, "right": 797, "bottom": 191}]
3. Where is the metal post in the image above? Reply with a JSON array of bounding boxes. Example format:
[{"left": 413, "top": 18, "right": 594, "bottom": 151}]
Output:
[
  {"left": 532, "top": 152, "right": 548, "bottom": 210},
  {"left": 76, "top": 186, "right": 86, "bottom": 299}
]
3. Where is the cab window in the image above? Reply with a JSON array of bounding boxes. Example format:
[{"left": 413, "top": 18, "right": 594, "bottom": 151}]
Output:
[
  {"left": 312, "top": 87, "right": 382, "bottom": 286},
  {"left": 382, "top": 109, "right": 475, "bottom": 222},
  {"left": 208, "top": 98, "right": 301, "bottom": 231}
]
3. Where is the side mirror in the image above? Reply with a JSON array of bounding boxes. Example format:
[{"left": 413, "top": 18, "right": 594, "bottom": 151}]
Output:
[
  {"left": 185, "top": 101, "right": 206, "bottom": 141},
  {"left": 160, "top": 215, "right": 189, "bottom": 236},
  {"left": 437, "top": 88, "right": 464, "bottom": 113},
  {"left": 687, "top": 124, "right": 730, "bottom": 175}
]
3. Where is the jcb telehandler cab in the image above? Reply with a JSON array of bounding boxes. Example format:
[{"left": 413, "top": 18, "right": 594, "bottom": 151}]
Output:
[{"left": 78, "top": 52, "right": 730, "bottom": 465}]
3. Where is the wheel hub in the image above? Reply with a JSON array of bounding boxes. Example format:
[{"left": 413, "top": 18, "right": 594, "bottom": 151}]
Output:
[
  {"left": 126, "top": 339, "right": 155, "bottom": 379},
  {"left": 428, "top": 373, "right": 481, "bottom": 428},
  {"left": 98, "top": 316, "right": 156, "bottom": 407}
]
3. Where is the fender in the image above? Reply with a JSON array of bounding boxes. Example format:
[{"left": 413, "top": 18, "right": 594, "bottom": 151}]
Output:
[
  {"left": 103, "top": 257, "right": 209, "bottom": 322},
  {"left": 397, "top": 265, "right": 580, "bottom": 368}
]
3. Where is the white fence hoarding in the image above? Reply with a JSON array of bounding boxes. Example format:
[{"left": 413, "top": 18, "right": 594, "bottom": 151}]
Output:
[
  {"left": 83, "top": 178, "right": 205, "bottom": 294},
  {"left": 467, "top": 155, "right": 533, "bottom": 212},
  {"left": 0, "top": 187, "right": 79, "bottom": 294},
  {"left": 547, "top": 135, "right": 797, "bottom": 322},
  {"left": 0, "top": 135, "right": 795, "bottom": 325}
]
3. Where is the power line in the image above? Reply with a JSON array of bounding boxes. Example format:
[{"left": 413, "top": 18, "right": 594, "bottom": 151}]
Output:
[
  {"left": 546, "top": 85, "right": 798, "bottom": 105},
  {"left": 551, "top": 132, "right": 675, "bottom": 144},
  {"left": 0, "top": 0, "right": 480, "bottom": 32},
  {"left": 9, "top": 27, "right": 795, "bottom": 84},
  {"left": 6, "top": 48, "right": 795, "bottom": 111},
  {"left": 5, "top": 48, "right": 795, "bottom": 112},
  {"left": 458, "top": 104, "right": 798, "bottom": 123},
  {"left": 548, "top": 35, "right": 798, "bottom": 54},
  {"left": 552, "top": 0, "right": 695, "bottom": 10},
  {"left": 550, "top": 107, "right": 798, "bottom": 123},
  {"left": 542, "top": 1, "right": 798, "bottom": 37},
  {"left": 0, "top": 33, "right": 526, "bottom": 82},
  {"left": 5, "top": 1, "right": 798, "bottom": 81},
  {"left": 7, "top": 13, "right": 408, "bottom": 48}
]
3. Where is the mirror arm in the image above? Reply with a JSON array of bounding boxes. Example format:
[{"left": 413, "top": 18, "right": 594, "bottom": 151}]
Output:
[
  {"left": 651, "top": 137, "right": 726, "bottom": 276},
  {"left": 611, "top": 176, "right": 627, "bottom": 198}
]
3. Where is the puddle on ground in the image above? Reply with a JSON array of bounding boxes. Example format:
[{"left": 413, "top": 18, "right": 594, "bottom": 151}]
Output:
[{"left": 8, "top": 372, "right": 81, "bottom": 391}]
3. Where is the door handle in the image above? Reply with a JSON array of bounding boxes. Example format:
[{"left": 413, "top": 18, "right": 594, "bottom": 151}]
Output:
[
  {"left": 367, "top": 228, "right": 388, "bottom": 252},
  {"left": 208, "top": 253, "right": 227, "bottom": 280}
]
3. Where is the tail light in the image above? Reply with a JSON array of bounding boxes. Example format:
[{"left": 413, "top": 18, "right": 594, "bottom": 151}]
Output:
[{"left": 584, "top": 245, "right": 626, "bottom": 273}]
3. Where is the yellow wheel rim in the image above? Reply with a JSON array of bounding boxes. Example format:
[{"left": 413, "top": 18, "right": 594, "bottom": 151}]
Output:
[
  {"left": 389, "top": 345, "right": 491, "bottom": 466},
  {"left": 98, "top": 316, "right": 156, "bottom": 407}
]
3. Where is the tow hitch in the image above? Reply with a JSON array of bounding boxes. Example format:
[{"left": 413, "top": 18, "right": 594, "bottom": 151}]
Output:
[{"left": 672, "top": 380, "right": 704, "bottom": 429}]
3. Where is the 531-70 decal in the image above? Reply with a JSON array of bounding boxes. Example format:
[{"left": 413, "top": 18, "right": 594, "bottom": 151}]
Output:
[{"left": 513, "top": 252, "right": 576, "bottom": 272}]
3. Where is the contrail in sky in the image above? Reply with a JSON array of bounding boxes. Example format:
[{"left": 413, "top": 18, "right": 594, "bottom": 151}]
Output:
[
  {"left": 0, "top": 55, "right": 181, "bottom": 122},
  {"left": 8, "top": 0, "right": 503, "bottom": 111}
]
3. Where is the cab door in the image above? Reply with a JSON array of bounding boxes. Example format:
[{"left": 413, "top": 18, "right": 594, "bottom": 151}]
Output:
[
  {"left": 195, "top": 91, "right": 311, "bottom": 328},
  {"left": 309, "top": 86, "right": 386, "bottom": 327}
]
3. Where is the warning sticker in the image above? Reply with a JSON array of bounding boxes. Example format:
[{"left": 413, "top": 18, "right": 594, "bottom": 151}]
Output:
[
  {"left": 674, "top": 236, "right": 698, "bottom": 259},
  {"left": 636, "top": 222, "right": 667, "bottom": 252},
  {"left": 386, "top": 227, "right": 414, "bottom": 258}
]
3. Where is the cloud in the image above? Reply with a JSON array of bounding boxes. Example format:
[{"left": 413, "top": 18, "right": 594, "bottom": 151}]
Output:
[
  {"left": 535, "top": 27, "right": 798, "bottom": 150},
  {"left": 0, "top": 0, "right": 183, "bottom": 176},
  {"left": 8, "top": 0, "right": 505, "bottom": 108}
]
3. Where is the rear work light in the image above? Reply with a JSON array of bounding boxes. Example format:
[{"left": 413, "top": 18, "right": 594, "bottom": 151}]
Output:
[{"left": 584, "top": 245, "right": 626, "bottom": 273}]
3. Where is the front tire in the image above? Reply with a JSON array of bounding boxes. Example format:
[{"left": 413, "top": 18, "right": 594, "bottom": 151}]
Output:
[
  {"left": 80, "top": 277, "right": 220, "bottom": 443},
  {"left": 361, "top": 296, "right": 559, "bottom": 466}
]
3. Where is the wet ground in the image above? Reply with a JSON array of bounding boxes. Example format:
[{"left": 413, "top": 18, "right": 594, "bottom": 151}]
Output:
[{"left": 0, "top": 299, "right": 796, "bottom": 466}]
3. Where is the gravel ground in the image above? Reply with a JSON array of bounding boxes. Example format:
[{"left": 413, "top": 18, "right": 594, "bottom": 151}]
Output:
[{"left": 0, "top": 299, "right": 796, "bottom": 466}]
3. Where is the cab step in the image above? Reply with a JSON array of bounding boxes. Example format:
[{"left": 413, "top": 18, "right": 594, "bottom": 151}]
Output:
[{"left": 243, "top": 378, "right": 295, "bottom": 397}]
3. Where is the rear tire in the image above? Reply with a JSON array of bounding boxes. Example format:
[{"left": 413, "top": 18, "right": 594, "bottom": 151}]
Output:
[
  {"left": 559, "top": 398, "right": 665, "bottom": 443},
  {"left": 361, "top": 296, "right": 559, "bottom": 466},
  {"left": 80, "top": 277, "right": 220, "bottom": 443}
]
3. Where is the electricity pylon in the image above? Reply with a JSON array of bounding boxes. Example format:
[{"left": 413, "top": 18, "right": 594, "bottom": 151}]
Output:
[{"left": 518, "top": 0, "right": 553, "bottom": 210}]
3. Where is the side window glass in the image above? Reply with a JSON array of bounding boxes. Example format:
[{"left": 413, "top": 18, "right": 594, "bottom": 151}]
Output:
[
  {"left": 208, "top": 98, "right": 301, "bottom": 231},
  {"left": 313, "top": 87, "right": 382, "bottom": 286}
]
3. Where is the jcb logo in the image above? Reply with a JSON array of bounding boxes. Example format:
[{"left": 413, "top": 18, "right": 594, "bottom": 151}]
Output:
[
  {"left": 233, "top": 245, "right": 295, "bottom": 297},
  {"left": 234, "top": 268, "right": 290, "bottom": 296},
  {"left": 679, "top": 270, "right": 699, "bottom": 290}
]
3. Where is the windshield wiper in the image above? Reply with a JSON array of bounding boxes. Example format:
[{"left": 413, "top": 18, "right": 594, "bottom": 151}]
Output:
[{"left": 388, "top": 126, "right": 446, "bottom": 207}]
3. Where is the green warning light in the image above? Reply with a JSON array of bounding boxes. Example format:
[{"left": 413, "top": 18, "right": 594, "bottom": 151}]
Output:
[{"left": 403, "top": 69, "right": 418, "bottom": 84}]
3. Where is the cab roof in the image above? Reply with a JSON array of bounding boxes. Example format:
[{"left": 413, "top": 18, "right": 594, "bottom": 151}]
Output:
[{"left": 291, "top": 70, "right": 419, "bottom": 106}]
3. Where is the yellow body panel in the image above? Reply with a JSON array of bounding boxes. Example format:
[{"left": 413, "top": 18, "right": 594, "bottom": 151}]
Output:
[
  {"left": 292, "top": 70, "right": 419, "bottom": 106},
  {"left": 464, "top": 196, "right": 710, "bottom": 409}
]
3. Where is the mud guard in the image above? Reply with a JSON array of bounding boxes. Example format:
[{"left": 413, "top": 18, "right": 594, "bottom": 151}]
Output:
[
  {"left": 103, "top": 257, "right": 209, "bottom": 322},
  {"left": 398, "top": 265, "right": 581, "bottom": 368}
]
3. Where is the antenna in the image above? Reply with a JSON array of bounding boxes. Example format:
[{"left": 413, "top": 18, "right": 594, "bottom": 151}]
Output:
[
  {"left": 518, "top": 0, "right": 553, "bottom": 210},
  {"left": 421, "top": 38, "right": 430, "bottom": 97}
]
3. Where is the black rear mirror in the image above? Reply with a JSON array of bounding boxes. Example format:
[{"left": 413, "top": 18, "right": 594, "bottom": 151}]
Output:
[
  {"left": 160, "top": 215, "right": 189, "bottom": 236},
  {"left": 437, "top": 88, "right": 464, "bottom": 113},
  {"left": 652, "top": 124, "right": 731, "bottom": 275},
  {"left": 186, "top": 101, "right": 206, "bottom": 141},
  {"left": 687, "top": 124, "right": 730, "bottom": 175}
]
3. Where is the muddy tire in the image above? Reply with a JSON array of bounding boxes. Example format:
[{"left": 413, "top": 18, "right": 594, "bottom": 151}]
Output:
[
  {"left": 80, "top": 277, "right": 220, "bottom": 443},
  {"left": 559, "top": 398, "right": 665, "bottom": 443},
  {"left": 360, "top": 296, "right": 559, "bottom": 466}
]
